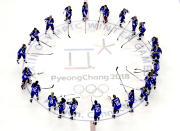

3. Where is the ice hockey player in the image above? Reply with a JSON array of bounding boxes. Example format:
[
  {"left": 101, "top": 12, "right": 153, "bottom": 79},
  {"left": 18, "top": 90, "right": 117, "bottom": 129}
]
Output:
[
  {"left": 140, "top": 86, "right": 149, "bottom": 106},
  {"left": 150, "top": 69, "right": 158, "bottom": 89},
  {"left": 128, "top": 89, "right": 135, "bottom": 112},
  {"left": 30, "top": 81, "right": 41, "bottom": 103},
  {"left": 82, "top": 2, "right": 88, "bottom": 21},
  {"left": 91, "top": 100, "right": 101, "bottom": 125},
  {"left": 17, "top": 44, "right": 27, "bottom": 64},
  {"left": 48, "top": 92, "right": 58, "bottom": 111},
  {"left": 138, "top": 22, "right": 146, "bottom": 40},
  {"left": 58, "top": 98, "right": 66, "bottom": 118},
  {"left": 67, "top": 98, "right": 78, "bottom": 120},
  {"left": 151, "top": 44, "right": 162, "bottom": 60},
  {"left": 100, "top": 5, "right": 109, "bottom": 23},
  {"left": 153, "top": 59, "right": 160, "bottom": 75},
  {"left": 21, "top": 67, "right": 32, "bottom": 89},
  {"left": 28, "top": 28, "right": 40, "bottom": 45},
  {"left": 130, "top": 16, "right": 138, "bottom": 35},
  {"left": 45, "top": 15, "right": 55, "bottom": 34},
  {"left": 112, "top": 95, "right": 121, "bottom": 118},
  {"left": 64, "top": 6, "right": 72, "bottom": 24},
  {"left": 119, "top": 8, "right": 129, "bottom": 28},
  {"left": 151, "top": 37, "right": 159, "bottom": 48},
  {"left": 144, "top": 73, "right": 152, "bottom": 94}
]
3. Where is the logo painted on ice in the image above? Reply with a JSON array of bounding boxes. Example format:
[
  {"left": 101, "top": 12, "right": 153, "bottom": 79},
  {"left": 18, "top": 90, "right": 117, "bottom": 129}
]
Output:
[{"left": 25, "top": 20, "right": 151, "bottom": 122}]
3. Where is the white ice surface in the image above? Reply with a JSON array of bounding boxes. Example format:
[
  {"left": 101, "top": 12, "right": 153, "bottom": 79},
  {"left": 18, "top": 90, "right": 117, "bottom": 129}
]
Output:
[{"left": 0, "top": 0, "right": 180, "bottom": 131}]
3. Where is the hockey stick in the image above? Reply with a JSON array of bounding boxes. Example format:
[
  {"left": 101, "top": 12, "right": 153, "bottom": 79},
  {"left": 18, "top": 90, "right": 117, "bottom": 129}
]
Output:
[
  {"left": 116, "top": 66, "right": 128, "bottom": 94},
  {"left": 68, "top": 21, "right": 71, "bottom": 38},
  {"left": 119, "top": 84, "right": 140, "bottom": 90},
  {"left": 91, "top": 96, "right": 93, "bottom": 104},
  {"left": 32, "top": 72, "right": 44, "bottom": 76},
  {"left": 107, "top": 96, "right": 112, "bottom": 103},
  {"left": 135, "top": 44, "right": 145, "bottom": 52},
  {"left": 121, "top": 33, "right": 139, "bottom": 48},
  {"left": 53, "top": 33, "right": 60, "bottom": 38},
  {"left": 41, "top": 84, "right": 54, "bottom": 89},
  {"left": 141, "top": 40, "right": 151, "bottom": 51},
  {"left": 27, "top": 53, "right": 53, "bottom": 55},
  {"left": 40, "top": 41, "right": 52, "bottom": 47},
  {"left": 147, "top": 40, "right": 152, "bottom": 46},
  {"left": 134, "top": 68, "right": 151, "bottom": 73},
  {"left": 117, "top": 21, "right": 130, "bottom": 41},
  {"left": 126, "top": 66, "right": 143, "bottom": 81},
  {"left": 134, "top": 68, "right": 145, "bottom": 71},
  {"left": 107, "top": 21, "right": 119, "bottom": 35},
  {"left": 134, "top": 70, "right": 151, "bottom": 73},
  {"left": 96, "top": 13, "right": 101, "bottom": 30}
]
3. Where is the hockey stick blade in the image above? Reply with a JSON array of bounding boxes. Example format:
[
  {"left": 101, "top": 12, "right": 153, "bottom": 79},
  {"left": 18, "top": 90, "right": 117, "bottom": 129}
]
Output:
[
  {"left": 54, "top": 33, "right": 60, "bottom": 38},
  {"left": 42, "top": 84, "right": 54, "bottom": 89},
  {"left": 40, "top": 41, "right": 52, "bottom": 48},
  {"left": 27, "top": 53, "right": 53, "bottom": 55},
  {"left": 134, "top": 71, "right": 141, "bottom": 73}
]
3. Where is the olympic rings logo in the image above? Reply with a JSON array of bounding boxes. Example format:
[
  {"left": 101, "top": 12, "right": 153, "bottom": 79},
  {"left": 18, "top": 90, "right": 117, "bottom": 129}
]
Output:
[{"left": 73, "top": 84, "right": 109, "bottom": 98}]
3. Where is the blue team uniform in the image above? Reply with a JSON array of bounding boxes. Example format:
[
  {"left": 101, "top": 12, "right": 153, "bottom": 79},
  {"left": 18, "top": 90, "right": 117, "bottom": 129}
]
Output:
[
  {"left": 112, "top": 97, "right": 121, "bottom": 114},
  {"left": 131, "top": 17, "right": 138, "bottom": 32},
  {"left": 29, "top": 29, "right": 40, "bottom": 44},
  {"left": 152, "top": 37, "right": 159, "bottom": 48},
  {"left": 151, "top": 73, "right": 158, "bottom": 89},
  {"left": 45, "top": 17, "right": 54, "bottom": 32},
  {"left": 100, "top": 6, "right": 109, "bottom": 23},
  {"left": 151, "top": 46, "right": 162, "bottom": 59},
  {"left": 65, "top": 7, "right": 72, "bottom": 20},
  {"left": 91, "top": 103, "right": 101, "bottom": 121},
  {"left": 144, "top": 76, "right": 152, "bottom": 91},
  {"left": 119, "top": 9, "right": 129, "bottom": 25},
  {"left": 128, "top": 91, "right": 135, "bottom": 111},
  {"left": 68, "top": 101, "right": 78, "bottom": 116},
  {"left": 82, "top": 4, "right": 88, "bottom": 18},
  {"left": 22, "top": 68, "right": 32, "bottom": 83},
  {"left": 17, "top": 46, "right": 26, "bottom": 62},
  {"left": 31, "top": 83, "right": 41, "bottom": 99},
  {"left": 139, "top": 22, "right": 146, "bottom": 38},
  {"left": 58, "top": 99, "right": 66, "bottom": 115},
  {"left": 154, "top": 60, "right": 160, "bottom": 74},
  {"left": 140, "top": 87, "right": 149, "bottom": 104},
  {"left": 48, "top": 95, "right": 57, "bottom": 108}
]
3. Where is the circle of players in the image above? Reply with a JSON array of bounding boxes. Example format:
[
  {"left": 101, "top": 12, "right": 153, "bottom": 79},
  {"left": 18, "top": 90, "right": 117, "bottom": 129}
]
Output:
[{"left": 16, "top": 2, "right": 162, "bottom": 125}]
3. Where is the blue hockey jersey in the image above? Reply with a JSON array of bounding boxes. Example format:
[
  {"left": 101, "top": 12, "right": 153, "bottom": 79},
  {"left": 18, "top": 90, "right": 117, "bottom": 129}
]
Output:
[
  {"left": 45, "top": 17, "right": 54, "bottom": 25},
  {"left": 48, "top": 95, "right": 57, "bottom": 106},
  {"left": 65, "top": 7, "right": 72, "bottom": 17},
  {"left": 91, "top": 103, "right": 101, "bottom": 116},
  {"left": 22, "top": 68, "right": 32, "bottom": 81},
  {"left": 30, "top": 29, "right": 40, "bottom": 38},
  {"left": 112, "top": 97, "right": 121, "bottom": 110},
  {"left": 31, "top": 83, "right": 41, "bottom": 94}
]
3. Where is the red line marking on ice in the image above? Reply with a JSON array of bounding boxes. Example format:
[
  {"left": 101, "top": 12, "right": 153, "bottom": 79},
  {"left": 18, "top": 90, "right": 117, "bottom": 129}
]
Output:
[
  {"left": 90, "top": 121, "right": 96, "bottom": 131},
  {"left": 97, "top": 47, "right": 104, "bottom": 55}
]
